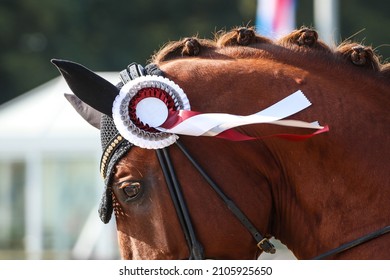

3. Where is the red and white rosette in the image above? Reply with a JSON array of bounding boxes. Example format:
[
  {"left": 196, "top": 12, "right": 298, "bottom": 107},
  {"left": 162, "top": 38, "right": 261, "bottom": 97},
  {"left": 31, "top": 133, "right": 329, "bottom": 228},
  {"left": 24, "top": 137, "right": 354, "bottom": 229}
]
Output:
[
  {"left": 113, "top": 75, "right": 329, "bottom": 149},
  {"left": 112, "top": 75, "right": 190, "bottom": 149}
]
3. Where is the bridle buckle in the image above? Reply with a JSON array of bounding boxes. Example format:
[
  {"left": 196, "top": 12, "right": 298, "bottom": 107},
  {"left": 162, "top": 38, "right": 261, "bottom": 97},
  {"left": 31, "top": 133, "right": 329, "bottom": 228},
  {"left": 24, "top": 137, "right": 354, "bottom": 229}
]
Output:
[{"left": 257, "top": 238, "right": 276, "bottom": 254}]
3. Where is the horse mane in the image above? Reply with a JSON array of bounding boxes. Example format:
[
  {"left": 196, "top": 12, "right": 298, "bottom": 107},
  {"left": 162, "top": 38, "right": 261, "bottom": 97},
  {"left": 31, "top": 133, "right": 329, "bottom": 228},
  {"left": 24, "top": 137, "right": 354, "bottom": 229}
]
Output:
[{"left": 151, "top": 26, "right": 390, "bottom": 81}]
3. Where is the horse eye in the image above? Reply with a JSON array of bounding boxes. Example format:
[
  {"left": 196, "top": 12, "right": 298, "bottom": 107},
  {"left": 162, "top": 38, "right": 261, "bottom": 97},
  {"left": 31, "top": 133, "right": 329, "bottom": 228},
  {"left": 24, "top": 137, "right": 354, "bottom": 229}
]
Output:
[{"left": 120, "top": 182, "right": 142, "bottom": 201}]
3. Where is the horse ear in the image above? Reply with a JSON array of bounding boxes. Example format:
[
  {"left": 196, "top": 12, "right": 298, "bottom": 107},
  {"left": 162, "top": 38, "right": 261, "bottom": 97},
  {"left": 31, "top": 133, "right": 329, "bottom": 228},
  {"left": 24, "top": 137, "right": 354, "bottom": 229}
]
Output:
[
  {"left": 64, "top": 93, "right": 102, "bottom": 129},
  {"left": 51, "top": 59, "right": 119, "bottom": 116}
]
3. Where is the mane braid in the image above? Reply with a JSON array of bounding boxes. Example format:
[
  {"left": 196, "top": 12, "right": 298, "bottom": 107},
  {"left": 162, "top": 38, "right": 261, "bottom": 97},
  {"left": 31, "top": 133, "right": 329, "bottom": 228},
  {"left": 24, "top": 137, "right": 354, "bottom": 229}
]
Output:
[{"left": 151, "top": 26, "right": 389, "bottom": 82}]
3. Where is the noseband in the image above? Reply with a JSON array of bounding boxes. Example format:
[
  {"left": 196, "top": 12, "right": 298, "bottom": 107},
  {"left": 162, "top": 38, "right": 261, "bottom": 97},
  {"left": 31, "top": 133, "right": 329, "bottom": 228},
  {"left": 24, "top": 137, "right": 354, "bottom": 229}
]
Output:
[{"left": 99, "top": 62, "right": 390, "bottom": 260}]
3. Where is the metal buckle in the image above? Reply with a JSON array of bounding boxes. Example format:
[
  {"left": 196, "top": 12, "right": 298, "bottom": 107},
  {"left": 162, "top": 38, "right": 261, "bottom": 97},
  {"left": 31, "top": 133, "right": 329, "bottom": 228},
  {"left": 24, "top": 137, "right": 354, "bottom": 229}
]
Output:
[{"left": 257, "top": 238, "right": 276, "bottom": 254}]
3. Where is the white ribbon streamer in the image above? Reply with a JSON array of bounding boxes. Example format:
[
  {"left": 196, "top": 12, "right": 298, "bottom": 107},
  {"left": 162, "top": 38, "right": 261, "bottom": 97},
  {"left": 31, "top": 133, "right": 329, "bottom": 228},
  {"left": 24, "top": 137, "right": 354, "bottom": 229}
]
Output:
[{"left": 157, "top": 90, "right": 323, "bottom": 137}]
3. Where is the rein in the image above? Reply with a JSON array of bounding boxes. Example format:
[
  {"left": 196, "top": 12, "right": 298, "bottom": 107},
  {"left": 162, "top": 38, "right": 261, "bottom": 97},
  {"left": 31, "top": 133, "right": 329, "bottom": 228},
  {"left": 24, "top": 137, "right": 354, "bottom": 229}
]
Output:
[{"left": 313, "top": 225, "right": 390, "bottom": 259}]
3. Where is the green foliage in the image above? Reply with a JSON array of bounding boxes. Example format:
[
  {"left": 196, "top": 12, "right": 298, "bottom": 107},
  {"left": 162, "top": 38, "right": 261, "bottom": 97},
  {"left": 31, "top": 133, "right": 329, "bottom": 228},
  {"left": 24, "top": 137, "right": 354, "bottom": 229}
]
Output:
[
  {"left": 0, "top": 0, "right": 389, "bottom": 104},
  {"left": 339, "top": 0, "right": 390, "bottom": 62}
]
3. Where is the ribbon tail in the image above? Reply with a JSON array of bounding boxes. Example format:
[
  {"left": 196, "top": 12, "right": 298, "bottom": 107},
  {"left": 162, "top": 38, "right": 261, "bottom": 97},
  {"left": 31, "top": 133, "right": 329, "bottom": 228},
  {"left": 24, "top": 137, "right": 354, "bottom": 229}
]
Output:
[{"left": 216, "top": 125, "right": 329, "bottom": 142}]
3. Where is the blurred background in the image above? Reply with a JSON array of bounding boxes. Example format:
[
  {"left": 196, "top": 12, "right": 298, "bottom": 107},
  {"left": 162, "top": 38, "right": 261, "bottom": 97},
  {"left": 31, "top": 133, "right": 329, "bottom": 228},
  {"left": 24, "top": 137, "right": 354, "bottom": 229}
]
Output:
[{"left": 0, "top": 0, "right": 388, "bottom": 259}]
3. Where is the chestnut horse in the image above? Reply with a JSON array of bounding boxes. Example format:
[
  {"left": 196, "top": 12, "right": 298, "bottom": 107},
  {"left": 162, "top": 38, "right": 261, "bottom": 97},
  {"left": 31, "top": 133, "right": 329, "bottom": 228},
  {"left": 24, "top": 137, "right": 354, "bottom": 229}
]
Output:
[{"left": 52, "top": 27, "right": 390, "bottom": 259}]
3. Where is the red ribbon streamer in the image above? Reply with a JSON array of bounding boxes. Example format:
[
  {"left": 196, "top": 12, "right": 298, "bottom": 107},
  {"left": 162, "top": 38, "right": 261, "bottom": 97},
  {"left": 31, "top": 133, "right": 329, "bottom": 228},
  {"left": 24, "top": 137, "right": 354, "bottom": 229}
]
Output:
[{"left": 216, "top": 125, "right": 329, "bottom": 141}]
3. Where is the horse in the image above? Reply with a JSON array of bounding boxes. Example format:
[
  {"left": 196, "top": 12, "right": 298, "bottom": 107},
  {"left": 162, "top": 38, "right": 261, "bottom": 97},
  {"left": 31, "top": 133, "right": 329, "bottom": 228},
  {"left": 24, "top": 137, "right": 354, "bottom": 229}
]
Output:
[{"left": 52, "top": 26, "right": 390, "bottom": 260}]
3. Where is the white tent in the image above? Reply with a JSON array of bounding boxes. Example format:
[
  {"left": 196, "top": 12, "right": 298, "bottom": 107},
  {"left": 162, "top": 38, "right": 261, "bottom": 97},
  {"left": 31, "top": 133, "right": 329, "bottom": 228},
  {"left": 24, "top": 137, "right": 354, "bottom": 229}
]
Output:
[
  {"left": 0, "top": 72, "right": 120, "bottom": 259},
  {"left": 0, "top": 72, "right": 120, "bottom": 154}
]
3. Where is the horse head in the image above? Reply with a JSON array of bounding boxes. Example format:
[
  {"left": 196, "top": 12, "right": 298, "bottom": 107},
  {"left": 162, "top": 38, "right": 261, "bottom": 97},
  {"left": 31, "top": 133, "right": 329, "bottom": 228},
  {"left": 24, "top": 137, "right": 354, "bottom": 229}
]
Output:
[{"left": 53, "top": 26, "right": 390, "bottom": 259}]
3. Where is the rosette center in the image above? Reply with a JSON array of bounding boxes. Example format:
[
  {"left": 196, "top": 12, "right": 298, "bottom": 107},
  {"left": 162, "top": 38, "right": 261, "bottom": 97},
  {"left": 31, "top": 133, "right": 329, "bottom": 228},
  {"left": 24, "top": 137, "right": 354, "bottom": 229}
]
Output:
[
  {"left": 128, "top": 87, "right": 176, "bottom": 132},
  {"left": 136, "top": 97, "right": 169, "bottom": 128}
]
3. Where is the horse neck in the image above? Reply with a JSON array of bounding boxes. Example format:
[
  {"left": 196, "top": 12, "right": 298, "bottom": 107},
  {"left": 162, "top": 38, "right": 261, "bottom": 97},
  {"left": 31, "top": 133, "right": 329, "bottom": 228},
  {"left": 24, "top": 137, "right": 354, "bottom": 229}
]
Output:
[
  {"left": 160, "top": 55, "right": 390, "bottom": 259},
  {"left": 265, "top": 75, "right": 390, "bottom": 259}
]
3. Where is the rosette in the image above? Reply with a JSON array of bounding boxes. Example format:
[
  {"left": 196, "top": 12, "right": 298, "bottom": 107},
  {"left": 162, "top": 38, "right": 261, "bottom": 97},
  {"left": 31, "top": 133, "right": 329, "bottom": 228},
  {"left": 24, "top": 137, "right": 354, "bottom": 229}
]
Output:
[{"left": 112, "top": 75, "right": 190, "bottom": 149}]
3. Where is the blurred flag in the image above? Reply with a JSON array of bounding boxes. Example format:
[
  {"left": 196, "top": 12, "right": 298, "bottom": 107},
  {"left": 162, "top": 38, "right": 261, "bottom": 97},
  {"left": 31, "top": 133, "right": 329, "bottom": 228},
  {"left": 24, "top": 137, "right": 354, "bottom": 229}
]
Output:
[{"left": 256, "top": 0, "right": 296, "bottom": 38}]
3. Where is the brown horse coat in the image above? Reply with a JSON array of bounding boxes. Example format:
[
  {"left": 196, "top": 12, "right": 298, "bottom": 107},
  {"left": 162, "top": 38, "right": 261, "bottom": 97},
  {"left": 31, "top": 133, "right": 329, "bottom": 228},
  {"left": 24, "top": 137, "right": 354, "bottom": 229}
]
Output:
[{"left": 55, "top": 27, "right": 390, "bottom": 259}]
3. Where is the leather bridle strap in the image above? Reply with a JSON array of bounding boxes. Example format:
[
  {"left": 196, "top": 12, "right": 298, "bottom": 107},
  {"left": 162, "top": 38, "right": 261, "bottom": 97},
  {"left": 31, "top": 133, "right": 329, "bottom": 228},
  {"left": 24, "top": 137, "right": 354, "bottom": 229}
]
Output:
[
  {"left": 174, "top": 140, "right": 276, "bottom": 255},
  {"left": 313, "top": 225, "right": 390, "bottom": 259},
  {"left": 156, "top": 148, "right": 204, "bottom": 260}
]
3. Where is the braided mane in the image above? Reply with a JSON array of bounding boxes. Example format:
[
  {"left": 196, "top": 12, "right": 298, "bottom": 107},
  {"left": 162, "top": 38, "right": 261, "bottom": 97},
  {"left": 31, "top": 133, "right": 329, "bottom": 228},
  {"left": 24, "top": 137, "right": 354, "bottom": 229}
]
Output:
[{"left": 151, "top": 26, "right": 390, "bottom": 80}]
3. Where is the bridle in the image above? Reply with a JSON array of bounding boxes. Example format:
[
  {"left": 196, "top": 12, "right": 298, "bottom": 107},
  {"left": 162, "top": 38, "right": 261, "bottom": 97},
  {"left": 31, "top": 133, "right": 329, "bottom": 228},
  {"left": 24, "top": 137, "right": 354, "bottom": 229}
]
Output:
[
  {"left": 157, "top": 142, "right": 390, "bottom": 260},
  {"left": 156, "top": 141, "right": 276, "bottom": 259},
  {"left": 99, "top": 62, "right": 390, "bottom": 260},
  {"left": 155, "top": 146, "right": 203, "bottom": 259},
  {"left": 102, "top": 62, "right": 275, "bottom": 259}
]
